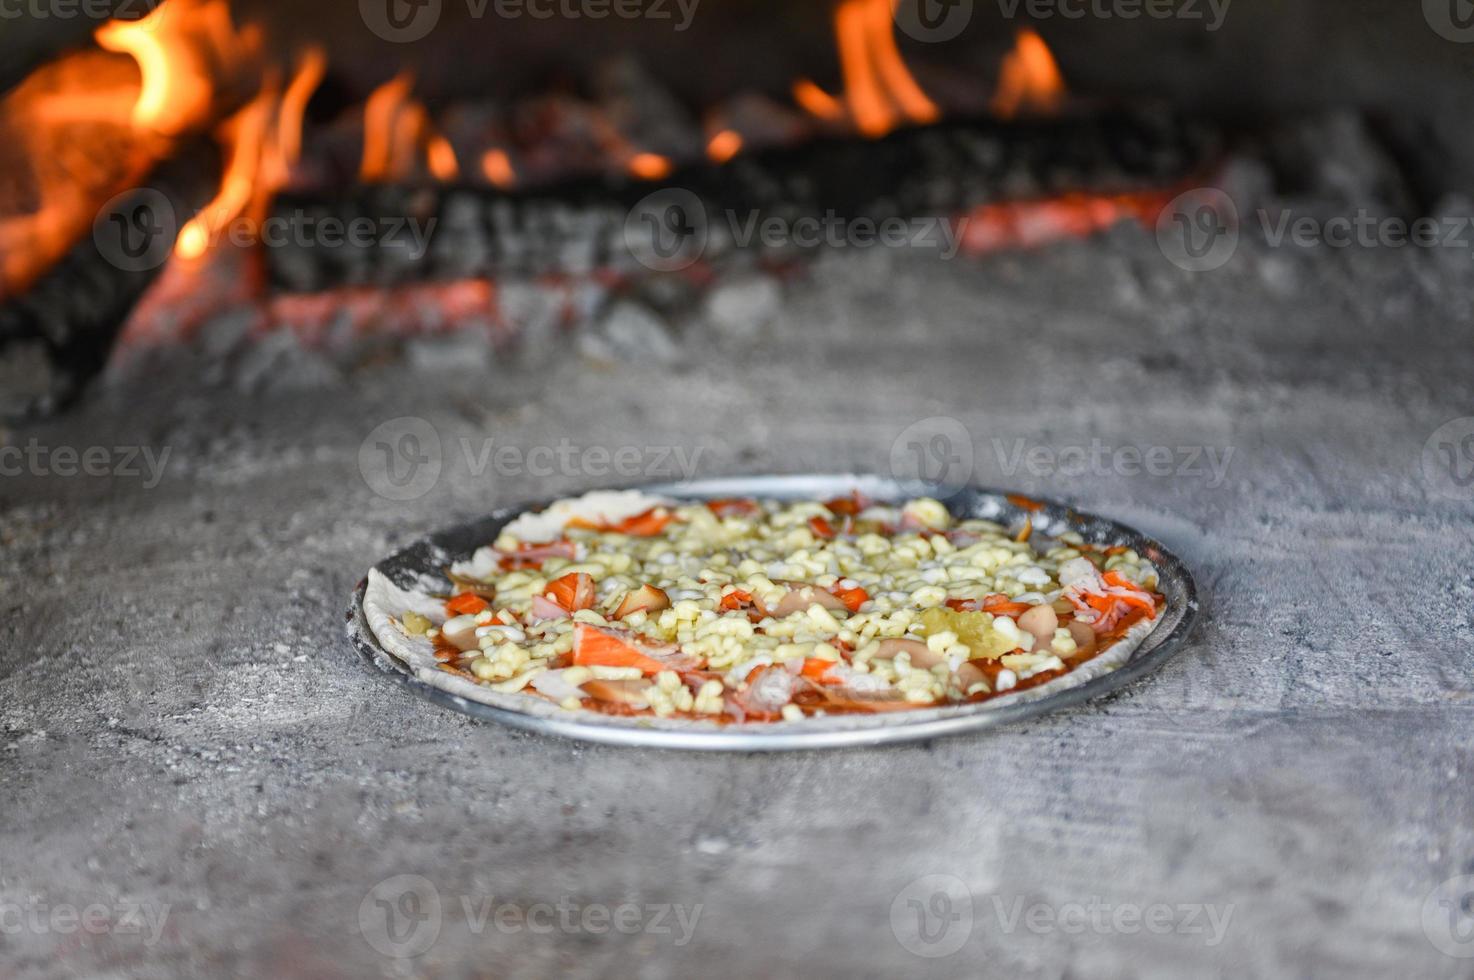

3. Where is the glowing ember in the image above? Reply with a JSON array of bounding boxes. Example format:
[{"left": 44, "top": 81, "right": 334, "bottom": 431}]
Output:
[
  {"left": 627, "top": 153, "right": 672, "bottom": 180},
  {"left": 706, "top": 129, "right": 743, "bottom": 164},
  {"left": 958, "top": 189, "right": 1178, "bottom": 254},
  {"left": 426, "top": 133, "right": 461, "bottom": 181},
  {"left": 796, "top": 0, "right": 938, "bottom": 138},
  {"left": 991, "top": 29, "right": 1067, "bottom": 119},
  {"left": 481, "top": 148, "right": 517, "bottom": 188}
]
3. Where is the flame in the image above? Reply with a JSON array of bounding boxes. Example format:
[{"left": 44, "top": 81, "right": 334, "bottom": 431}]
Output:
[
  {"left": 175, "top": 50, "right": 325, "bottom": 260},
  {"left": 0, "top": 50, "right": 153, "bottom": 298},
  {"left": 796, "top": 0, "right": 937, "bottom": 138},
  {"left": 270, "top": 47, "right": 326, "bottom": 179},
  {"left": 360, "top": 73, "right": 460, "bottom": 183},
  {"left": 706, "top": 129, "right": 743, "bottom": 164},
  {"left": 861, "top": 1, "right": 938, "bottom": 128},
  {"left": 481, "top": 148, "right": 517, "bottom": 188},
  {"left": 991, "top": 29, "right": 1066, "bottom": 119},
  {"left": 5, "top": 2, "right": 260, "bottom": 296},
  {"left": 176, "top": 83, "right": 275, "bottom": 260},
  {"left": 361, "top": 73, "right": 415, "bottom": 182},
  {"left": 28, "top": 87, "right": 140, "bottom": 126},
  {"left": 95, "top": 0, "right": 259, "bottom": 136},
  {"left": 426, "top": 133, "right": 460, "bottom": 181},
  {"left": 628, "top": 152, "right": 672, "bottom": 180},
  {"left": 792, "top": 79, "right": 844, "bottom": 121}
]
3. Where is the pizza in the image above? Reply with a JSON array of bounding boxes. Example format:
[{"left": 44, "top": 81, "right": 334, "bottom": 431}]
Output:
[{"left": 363, "top": 489, "right": 1165, "bottom": 725}]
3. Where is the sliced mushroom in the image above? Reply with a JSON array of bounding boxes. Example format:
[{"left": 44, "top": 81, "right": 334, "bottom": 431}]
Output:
[
  {"left": 613, "top": 584, "right": 671, "bottom": 619},
  {"left": 1017, "top": 604, "right": 1059, "bottom": 647},
  {"left": 874, "top": 637, "right": 945, "bottom": 669},
  {"left": 580, "top": 678, "right": 653, "bottom": 707}
]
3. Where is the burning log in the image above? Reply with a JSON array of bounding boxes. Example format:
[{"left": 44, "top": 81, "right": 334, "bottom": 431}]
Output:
[
  {"left": 265, "top": 109, "right": 1219, "bottom": 292},
  {"left": 0, "top": 0, "right": 269, "bottom": 416},
  {"left": 0, "top": 139, "right": 220, "bottom": 418}
]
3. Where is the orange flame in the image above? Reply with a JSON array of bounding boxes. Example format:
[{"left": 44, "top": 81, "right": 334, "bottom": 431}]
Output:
[
  {"left": 176, "top": 82, "right": 276, "bottom": 259},
  {"left": 175, "top": 49, "right": 325, "bottom": 260},
  {"left": 4, "top": 2, "right": 265, "bottom": 296},
  {"left": 95, "top": 0, "right": 259, "bottom": 136},
  {"left": 269, "top": 47, "right": 326, "bottom": 180},
  {"left": 991, "top": 29, "right": 1066, "bottom": 119},
  {"left": 792, "top": 79, "right": 844, "bottom": 121},
  {"left": 796, "top": 0, "right": 938, "bottom": 138},
  {"left": 361, "top": 73, "right": 416, "bottom": 182},
  {"left": 360, "top": 73, "right": 460, "bottom": 183}
]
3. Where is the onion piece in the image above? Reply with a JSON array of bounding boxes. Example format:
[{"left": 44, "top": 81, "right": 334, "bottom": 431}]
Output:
[{"left": 528, "top": 595, "right": 570, "bottom": 622}]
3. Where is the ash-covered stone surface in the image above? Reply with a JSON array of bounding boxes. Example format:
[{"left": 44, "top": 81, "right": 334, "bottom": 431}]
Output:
[{"left": 2, "top": 225, "right": 1473, "bottom": 979}]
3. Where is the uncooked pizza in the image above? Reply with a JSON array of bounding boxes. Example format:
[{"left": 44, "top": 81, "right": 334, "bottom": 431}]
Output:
[{"left": 364, "top": 489, "right": 1164, "bottom": 724}]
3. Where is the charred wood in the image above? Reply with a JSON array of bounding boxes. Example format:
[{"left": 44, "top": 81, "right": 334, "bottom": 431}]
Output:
[{"left": 266, "top": 109, "right": 1218, "bottom": 292}]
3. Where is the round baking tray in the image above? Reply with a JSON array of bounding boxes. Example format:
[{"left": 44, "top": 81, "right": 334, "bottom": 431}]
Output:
[{"left": 346, "top": 475, "right": 1201, "bottom": 750}]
